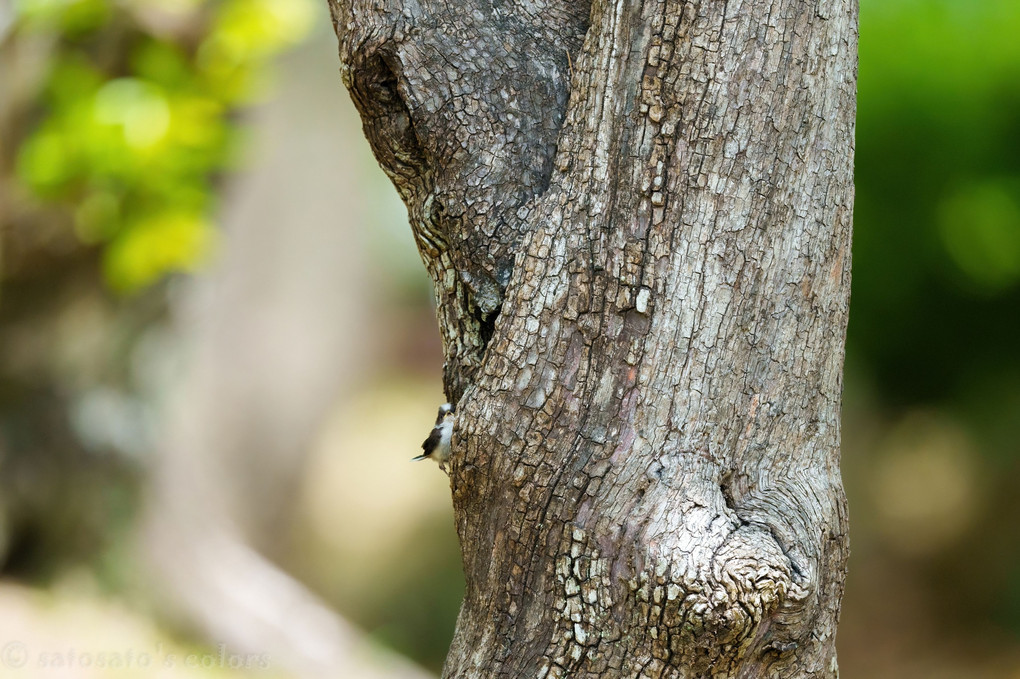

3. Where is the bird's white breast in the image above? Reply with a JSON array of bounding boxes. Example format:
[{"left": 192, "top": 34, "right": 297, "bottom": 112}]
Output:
[{"left": 436, "top": 419, "right": 453, "bottom": 461}]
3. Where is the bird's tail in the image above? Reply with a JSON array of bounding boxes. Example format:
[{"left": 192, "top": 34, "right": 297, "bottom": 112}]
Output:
[{"left": 411, "top": 454, "right": 428, "bottom": 461}]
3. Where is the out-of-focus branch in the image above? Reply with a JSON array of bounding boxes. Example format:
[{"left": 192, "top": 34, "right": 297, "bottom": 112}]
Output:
[
  {"left": 142, "top": 32, "right": 433, "bottom": 679},
  {"left": 148, "top": 518, "right": 433, "bottom": 679}
]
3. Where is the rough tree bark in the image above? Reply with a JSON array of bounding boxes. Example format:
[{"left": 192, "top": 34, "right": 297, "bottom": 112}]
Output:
[{"left": 330, "top": 0, "right": 855, "bottom": 676}]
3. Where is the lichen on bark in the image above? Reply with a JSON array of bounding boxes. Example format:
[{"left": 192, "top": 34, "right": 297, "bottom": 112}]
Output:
[{"left": 330, "top": 0, "right": 856, "bottom": 676}]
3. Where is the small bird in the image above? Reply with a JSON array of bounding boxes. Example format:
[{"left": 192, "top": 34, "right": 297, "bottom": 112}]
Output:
[{"left": 414, "top": 403, "right": 455, "bottom": 469}]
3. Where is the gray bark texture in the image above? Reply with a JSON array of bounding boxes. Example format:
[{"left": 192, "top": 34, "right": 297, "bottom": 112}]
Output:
[{"left": 330, "top": 0, "right": 856, "bottom": 676}]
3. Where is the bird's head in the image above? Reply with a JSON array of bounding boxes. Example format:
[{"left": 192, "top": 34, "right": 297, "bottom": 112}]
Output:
[{"left": 435, "top": 402, "right": 455, "bottom": 425}]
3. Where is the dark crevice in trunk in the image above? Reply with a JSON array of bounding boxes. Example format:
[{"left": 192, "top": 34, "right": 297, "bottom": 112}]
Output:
[{"left": 477, "top": 304, "right": 500, "bottom": 350}]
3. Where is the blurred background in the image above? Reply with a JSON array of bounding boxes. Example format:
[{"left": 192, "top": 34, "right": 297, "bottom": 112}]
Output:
[{"left": 0, "top": 0, "right": 1017, "bottom": 677}]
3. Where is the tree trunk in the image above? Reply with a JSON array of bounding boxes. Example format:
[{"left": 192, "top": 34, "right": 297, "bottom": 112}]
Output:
[{"left": 330, "top": 0, "right": 855, "bottom": 676}]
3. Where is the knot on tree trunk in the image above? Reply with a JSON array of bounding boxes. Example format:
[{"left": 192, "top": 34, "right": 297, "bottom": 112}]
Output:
[
  {"left": 626, "top": 524, "right": 807, "bottom": 669},
  {"left": 695, "top": 525, "right": 804, "bottom": 643},
  {"left": 532, "top": 517, "right": 812, "bottom": 678}
]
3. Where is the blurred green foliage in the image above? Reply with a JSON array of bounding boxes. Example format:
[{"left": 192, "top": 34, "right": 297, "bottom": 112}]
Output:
[
  {"left": 845, "top": 0, "right": 1020, "bottom": 657},
  {"left": 853, "top": 0, "right": 1020, "bottom": 408},
  {"left": 9, "top": 0, "right": 314, "bottom": 291}
]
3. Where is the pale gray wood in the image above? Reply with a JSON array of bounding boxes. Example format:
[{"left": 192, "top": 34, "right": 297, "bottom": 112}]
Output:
[{"left": 330, "top": 0, "right": 856, "bottom": 676}]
